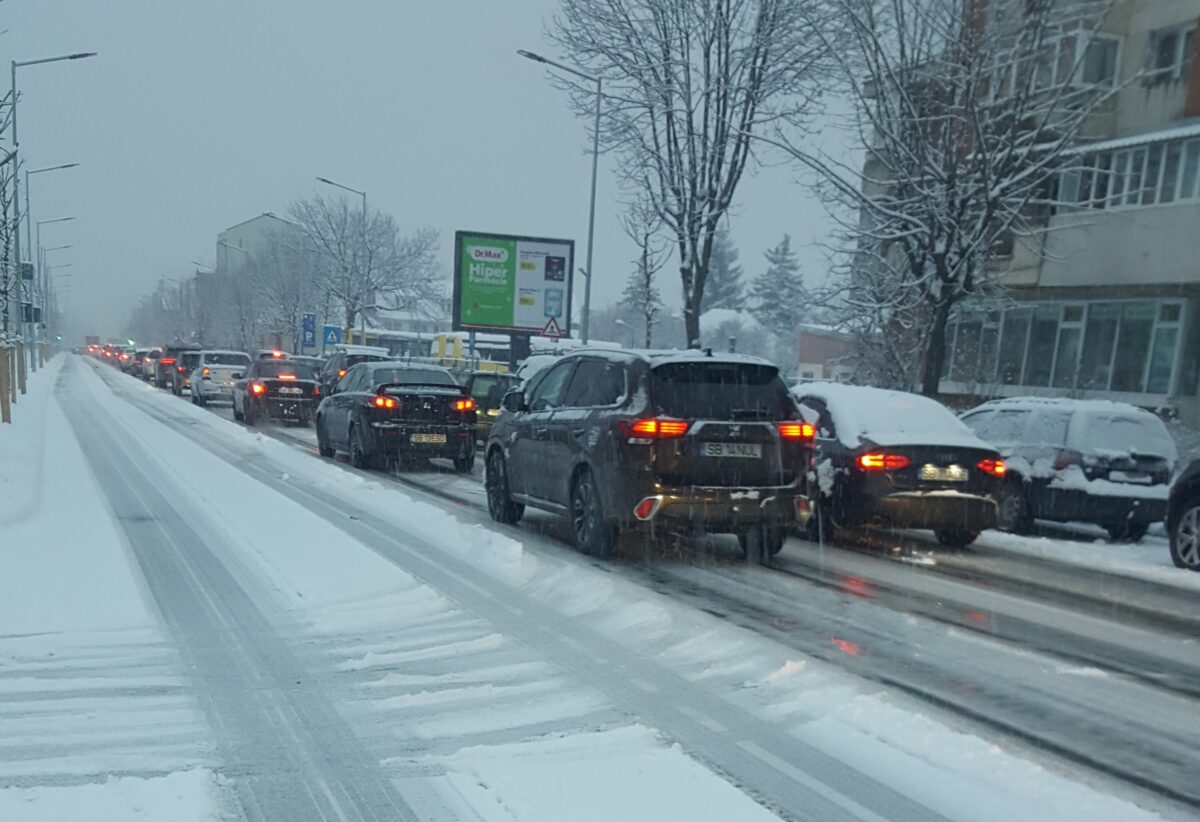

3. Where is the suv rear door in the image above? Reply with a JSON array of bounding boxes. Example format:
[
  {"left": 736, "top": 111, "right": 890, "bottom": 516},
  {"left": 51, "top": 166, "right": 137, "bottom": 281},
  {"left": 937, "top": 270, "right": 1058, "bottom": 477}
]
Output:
[{"left": 648, "top": 360, "right": 803, "bottom": 488}]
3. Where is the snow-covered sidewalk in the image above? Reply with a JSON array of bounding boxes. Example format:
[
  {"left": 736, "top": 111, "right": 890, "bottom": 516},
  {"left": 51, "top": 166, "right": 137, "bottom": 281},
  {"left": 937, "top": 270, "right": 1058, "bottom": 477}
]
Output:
[{"left": 0, "top": 359, "right": 228, "bottom": 820}]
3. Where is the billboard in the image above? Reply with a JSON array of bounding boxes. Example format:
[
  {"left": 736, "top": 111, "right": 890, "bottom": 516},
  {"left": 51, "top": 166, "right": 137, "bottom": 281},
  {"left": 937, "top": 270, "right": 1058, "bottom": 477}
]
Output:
[{"left": 453, "top": 231, "right": 573, "bottom": 336}]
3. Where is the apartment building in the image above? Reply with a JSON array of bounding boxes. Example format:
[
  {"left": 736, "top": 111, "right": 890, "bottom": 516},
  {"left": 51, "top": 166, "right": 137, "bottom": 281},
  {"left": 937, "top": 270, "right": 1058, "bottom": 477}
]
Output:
[{"left": 939, "top": 1, "right": 1200, "bottom": 421}]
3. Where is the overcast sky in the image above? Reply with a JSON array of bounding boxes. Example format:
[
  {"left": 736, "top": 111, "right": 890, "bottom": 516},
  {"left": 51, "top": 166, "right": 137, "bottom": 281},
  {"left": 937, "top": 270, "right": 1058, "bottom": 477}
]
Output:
[{"left": 5, "top": 0, "right": 835, "bottom": 340}]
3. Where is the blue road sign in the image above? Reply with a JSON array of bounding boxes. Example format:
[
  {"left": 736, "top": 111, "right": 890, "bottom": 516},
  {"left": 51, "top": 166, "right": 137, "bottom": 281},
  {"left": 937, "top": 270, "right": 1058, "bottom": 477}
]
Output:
[
  {"left": 301, "top": 313, "right": 317, "bottom": 348},
  {"left": 323, "top": 325, "right": 342, "bottom": 346}
]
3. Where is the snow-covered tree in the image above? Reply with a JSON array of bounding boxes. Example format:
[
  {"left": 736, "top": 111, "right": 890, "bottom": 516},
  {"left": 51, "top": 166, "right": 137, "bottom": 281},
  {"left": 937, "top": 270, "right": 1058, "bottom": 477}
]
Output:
[
  {"left": 618, "top": 197, "right": 667, "bottom": 348},
  {"left": 702, "top": 226, "right": 745, "bottom": 313},
  {"left": 750, "top": 234, "right": 805, "bottom": 330},
  {"left": 289, "top": 193, "right": 440, "bottom": 338},
  {"left": 772, "top": 0, "right": 1118, "bottom": 395},
  {"left": 549, "top": 0, "right": 831, "bottom": 347}
]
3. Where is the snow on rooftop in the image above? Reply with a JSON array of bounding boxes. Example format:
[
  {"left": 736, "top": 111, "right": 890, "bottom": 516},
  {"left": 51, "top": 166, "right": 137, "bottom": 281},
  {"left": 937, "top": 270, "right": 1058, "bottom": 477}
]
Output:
[{"left": 794, "top": 381, "right": 992, "bottom": 450}]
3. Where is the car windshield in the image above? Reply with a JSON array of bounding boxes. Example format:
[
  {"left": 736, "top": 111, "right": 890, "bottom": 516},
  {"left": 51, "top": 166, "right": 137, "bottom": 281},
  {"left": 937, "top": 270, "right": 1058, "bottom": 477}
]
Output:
[
  {"left": 207, "top": 353, "right": 250, "bottom": 366},
  {"left": 651, "top": 362, "right": 792, "bottom": 420},
  {"left": 1076, "top": 412, "right": 1178, "bottom": 460},
  {"left": 257, "top": 362, "right": 318, "bottom": 380}
]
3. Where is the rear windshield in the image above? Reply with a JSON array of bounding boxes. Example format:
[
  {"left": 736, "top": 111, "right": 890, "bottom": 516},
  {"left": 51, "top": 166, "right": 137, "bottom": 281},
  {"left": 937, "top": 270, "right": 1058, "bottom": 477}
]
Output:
[
  {"left": 374, "top": 367, "right": 456, "bottom": 388},
  {"left": 145, "top": 351, "right": 160, "bottom": 359},
  {"left": 651, "top": 362, "right": 792, "bottom": 420},
  {"left": 258, "top": 362, "right": 318, "bottom": 380},
  {"left": 1075, "top": 413, "right": 1177, "bottom": 459},
  {"left": 347, "top": 354, "right": 390, "bottom": 367},
  {"left": 180, "top": 353, "right": 202, "bottom": 367},
  {"left": 207, "top": 353, "right": 250, "bottom": 366},
  {"left": 469, "top": 374, "right": 519, "bottom": 404}
]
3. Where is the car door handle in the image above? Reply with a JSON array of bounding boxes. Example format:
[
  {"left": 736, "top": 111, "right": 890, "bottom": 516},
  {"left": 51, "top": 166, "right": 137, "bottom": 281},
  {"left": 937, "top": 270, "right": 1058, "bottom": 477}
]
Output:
[
  {"left": 572, "top": 428, "right": 586, "bottom": 438},
  {"left": 534, "top": 426, "right": 550, "bottom": 437}
]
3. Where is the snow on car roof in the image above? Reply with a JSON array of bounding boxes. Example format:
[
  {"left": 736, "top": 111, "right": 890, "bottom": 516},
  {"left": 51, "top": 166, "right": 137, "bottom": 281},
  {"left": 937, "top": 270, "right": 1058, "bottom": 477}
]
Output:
[
  {"left": 333, "top": 344, "right": 391, "bottom": 355},
  {"left": 967, "top": 396, "right": 1156, "bottom": 414},
  {"left": 793, "top": 381, "right": 993, "bottom": 450}
]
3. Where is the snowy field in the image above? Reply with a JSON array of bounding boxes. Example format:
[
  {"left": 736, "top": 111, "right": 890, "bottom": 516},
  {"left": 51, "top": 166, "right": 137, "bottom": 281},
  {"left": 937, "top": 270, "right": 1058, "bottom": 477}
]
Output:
[{"left": 0, "top": 355, "right": 1192, "bottom": 821}]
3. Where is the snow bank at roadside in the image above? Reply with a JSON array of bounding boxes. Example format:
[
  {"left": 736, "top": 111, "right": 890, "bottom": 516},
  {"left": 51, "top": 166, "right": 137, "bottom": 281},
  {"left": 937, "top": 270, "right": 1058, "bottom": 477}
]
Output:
[
  {"left": 0, "top": 769, "right": 226, "bottom": 822},
  {"left": 0, "top": 355, "right": 64, "bottom": 523}
]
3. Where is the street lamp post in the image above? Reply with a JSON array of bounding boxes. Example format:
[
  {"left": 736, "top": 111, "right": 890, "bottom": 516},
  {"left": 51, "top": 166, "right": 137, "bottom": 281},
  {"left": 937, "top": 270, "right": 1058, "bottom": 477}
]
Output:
[
  {"left": 36, "top": 218, "right": 75, "bottom": 340},
  {"left": 26, "top": 165, "right": 78, "bottom": 345},
  {"left": 517, "top": 49, "right": 602, "bottom": 345},
  {"left": 315, "top": 176, "right": 368, "bottom": 345},
  {"left": 8, "top": 51, "right": 95, "bottom": 354}
]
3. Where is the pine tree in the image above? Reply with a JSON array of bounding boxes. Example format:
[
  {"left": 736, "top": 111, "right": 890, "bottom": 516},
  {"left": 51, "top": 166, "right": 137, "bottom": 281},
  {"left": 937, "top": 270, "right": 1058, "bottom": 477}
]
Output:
[
  {"left": 702, "top": 225, "right": 744, "bottom": 312},
  {"left": 750, "top": 234, "right": 804, "bottom": 331}
]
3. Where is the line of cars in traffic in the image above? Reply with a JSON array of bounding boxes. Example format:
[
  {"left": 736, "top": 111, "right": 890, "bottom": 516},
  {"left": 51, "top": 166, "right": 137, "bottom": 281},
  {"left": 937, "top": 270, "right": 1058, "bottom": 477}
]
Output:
[{"left": 87, "top": 340, "right": 1199, "bottom": 571}]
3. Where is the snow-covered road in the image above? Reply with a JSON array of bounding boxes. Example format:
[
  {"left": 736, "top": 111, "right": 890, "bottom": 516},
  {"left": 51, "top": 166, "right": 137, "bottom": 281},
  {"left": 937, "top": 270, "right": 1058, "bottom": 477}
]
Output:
[{"left": 3, "top": 355, "right": 1195, "bottom": 821}]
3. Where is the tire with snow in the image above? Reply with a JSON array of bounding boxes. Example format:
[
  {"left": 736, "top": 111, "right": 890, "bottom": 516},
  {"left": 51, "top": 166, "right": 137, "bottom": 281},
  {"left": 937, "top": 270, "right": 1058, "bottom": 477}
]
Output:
[
  {"left": 995, "top": 481, "right": 1033, "bottom": 534},
  {"left": 570, "top": 469, "right": 617, "bottom": 559},
  {"left": 1106, "top": 521, "right": 1150, "bottom": 543},
  {"left": 485, "top": 450, "right": 523, "bottom": 525},
  {"left": 232, "top": 399, "right": 244, "bottom": 421},
  {"left": 349, "top": 424, "right": 376, "bottom": 470},
  {"left": 453, "top": 448, "right": 475, "bottom": 474},
  {"left": 243, "top": 398, "right": 257, "bottom": 426},
  {"left": 1170, "top": 500, "right": 1200, "bottom": 571},
  {"left": 935, "top": 528, "right": 979, "bottom": 548},
  {"left": 316, "top": 416, "right": 335, "bottom": 459}
]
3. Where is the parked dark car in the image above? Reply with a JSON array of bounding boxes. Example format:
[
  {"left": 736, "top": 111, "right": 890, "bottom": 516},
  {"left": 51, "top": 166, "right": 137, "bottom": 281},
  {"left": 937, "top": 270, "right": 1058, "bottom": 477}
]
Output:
[
  {"left": 485, "top": 350, "right": 814, "bottom": 562},
  {"left": 795, "top": 383, "right": 1004, "bottom": 548},
  {"left": 463, "top": 370, "right": 520, "bottom": 444},
  {"left": 171, "top": 350, "right": 203, "bottom": 395},
  {"left": 1167, "top": 459, "right": 1200, "bottom": 571},
  {"left": 317, "top": 345, "right": 392, "bottom": 397},
  {"left": 156, "top": 344, "right": 200, "bottom": 388},
  {"left": 231, "top": 359, "right": 321, "bottom": 425},
  {"left": 960, "top": 398, "right": 1177, "bottom": 542},
  {"left": 316, "top": 363, "right": 477, "bottom": 471}
]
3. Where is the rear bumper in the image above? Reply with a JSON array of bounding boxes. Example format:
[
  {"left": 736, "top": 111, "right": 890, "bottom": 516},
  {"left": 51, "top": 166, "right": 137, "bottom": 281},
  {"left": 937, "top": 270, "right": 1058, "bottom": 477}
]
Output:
[
  {"left": 628, "top": 484, "right": 810, "bottom": 534},
  {"left": 370, "top": 422, "right": 475, "bottom": 458},
  {"left": 259, "top": 398, "right": 316, "bottom": 419},
  {"left": 1038, "top": 487, "right": 1167, "bottom": 526},
  {"left": 867, "top": 492, "right": 997, "bottom": 532}
]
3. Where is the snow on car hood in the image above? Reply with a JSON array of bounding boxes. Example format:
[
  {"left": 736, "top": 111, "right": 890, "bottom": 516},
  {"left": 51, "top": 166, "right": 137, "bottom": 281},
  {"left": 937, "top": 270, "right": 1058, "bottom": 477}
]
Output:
[{"left": 794, "top": 382, "right": 993, "bottom": 451}]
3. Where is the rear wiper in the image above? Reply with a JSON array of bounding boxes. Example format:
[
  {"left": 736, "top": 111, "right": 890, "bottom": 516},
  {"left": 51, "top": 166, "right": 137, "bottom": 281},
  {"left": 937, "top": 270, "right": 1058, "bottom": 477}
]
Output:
[{"left": 730, "top": 408, "right": 772, "bottom": 420}]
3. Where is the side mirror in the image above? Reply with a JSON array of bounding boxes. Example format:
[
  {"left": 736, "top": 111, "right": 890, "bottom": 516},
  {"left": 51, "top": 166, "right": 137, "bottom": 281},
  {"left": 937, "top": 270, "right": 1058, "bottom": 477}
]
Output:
[
  {"left": 501, "top": 389, "right": 526, "bottom": 414},
  {"left": 231, "top": 372, "right": 242, "bottom": 380}
]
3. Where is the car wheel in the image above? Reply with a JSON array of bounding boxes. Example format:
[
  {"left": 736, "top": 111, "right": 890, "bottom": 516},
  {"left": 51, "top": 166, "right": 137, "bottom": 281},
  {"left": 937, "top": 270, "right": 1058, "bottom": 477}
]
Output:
[
  {"left": 196, "top": 394, "right": 207, "bottom": 408},
  {"left": 316, "top": 416, "right": 335, "bottom": 458},
  {"left": 453, "top": 449, "right": 475, "bottom": 473},
  {"left": 243, "top": 399, "right": 257, "bottom": 425},
  {"left": 935, "top": 528, "right": 979, "bottom": 548},
  {"left": 1170, "top": 501, "right": 1200, "bottom": 571},
  {"left": 1106, "top": 521, "right": 1150, "bottom": 543},
  {"left": 738, "top": 524, "right": 785, "bottom": 564},
  {"left": 349, "top": 424, "right": 375, "bottom": 470},
  {"left": 232, "top": 398, "right": 244, "bottom": 421},
  {"left": 485, "top": 451, "right": 524, "bottom": 524},
  {"left": 571, "top": 469, "right": 617, "bottom": 559},
  {"left": 995, "top": 482, "right": 1033, "bottom": 534}
]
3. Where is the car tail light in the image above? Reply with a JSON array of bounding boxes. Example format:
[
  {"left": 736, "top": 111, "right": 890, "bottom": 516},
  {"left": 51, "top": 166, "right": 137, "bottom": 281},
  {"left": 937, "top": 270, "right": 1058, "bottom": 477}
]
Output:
[
  {"left": 858, "top": 452, "right": 910, "bottom": 471},
  {"left": 250, "top": 382, "right": 266, "bottom": 396},
  {"left": 779, "top": 422, "right": 815, "bottom": 440},
  {"left": 620, "top": 418, "right": 691, "bottom": 439},
  {"left": 161, "top": 357, "right": 175, "bottom": 365},
  {"left": 1053, "top": 449, "right": 1082, "bottom": 470},
  {"left": 271, "top": 350, "right": 286, "bottom": 359},
  {"left": 455, "top": 398, "right": 476, "bottom": 412},
  {"left": 201, "top": 367, "right": 211, "bottom": 380},
  {"left": 633, "top": 496, "right": 662, "bottom": 521},
  {"left": 278, "top": 374, "right": 297, "bottom": 381},
  {"left": 977, "top": 458, "right": 1006, "bottom": 477},
  {"left": 313, "top": 385, "right": 320, "bottom": 396},
  {"left": 372, "top": 396, "right": 396, "bottom": 409},
  {"left": 177, "top": 366, "right": 186, "bottom": 373}
]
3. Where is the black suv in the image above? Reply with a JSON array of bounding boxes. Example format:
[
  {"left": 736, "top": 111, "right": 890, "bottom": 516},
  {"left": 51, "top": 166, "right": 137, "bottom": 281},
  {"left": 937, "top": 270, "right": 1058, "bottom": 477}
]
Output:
[{"left": 484, "top": 350, "right": 814, "bottom": 562}]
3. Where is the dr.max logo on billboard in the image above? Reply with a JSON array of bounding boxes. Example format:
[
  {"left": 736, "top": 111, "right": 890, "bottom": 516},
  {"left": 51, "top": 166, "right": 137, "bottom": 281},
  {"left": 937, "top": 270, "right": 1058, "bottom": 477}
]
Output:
[{"left": 468, "top": 245, "right": 508, "bottom": 263}]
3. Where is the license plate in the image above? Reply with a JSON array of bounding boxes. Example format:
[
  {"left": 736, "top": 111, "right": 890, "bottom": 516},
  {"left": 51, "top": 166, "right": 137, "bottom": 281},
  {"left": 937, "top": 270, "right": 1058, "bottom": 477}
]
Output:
[
  {"left": 1109, "top": 470, "right": 1151, "bottom": 485},
  {"left": 411, "top": 432, "right": 447, "bottom": 444},
  {"left": 702, "top": 442, "right": 761, "bottom": 459},
  {"left": 920, "top": 464, "right": 968, "bottom": 482},
  {"left": 278, "top": 387, "right": 302, "bottom": 395}
]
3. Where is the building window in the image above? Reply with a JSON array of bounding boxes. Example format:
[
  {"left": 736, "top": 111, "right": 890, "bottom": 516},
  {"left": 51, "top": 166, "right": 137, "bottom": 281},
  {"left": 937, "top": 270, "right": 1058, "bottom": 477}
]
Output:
[
  {"left": 943, "top": 300, "right": 1184, "bottom": 395},
  {"left": 1145, "top": 25, "right": 1195, "bottom": 85},
  {"left": 1058, "top": 137, "right": 1200, "bottom": 213},
  {"left": 1082, "top": 35, "right": 1120, "bottom": 86}
]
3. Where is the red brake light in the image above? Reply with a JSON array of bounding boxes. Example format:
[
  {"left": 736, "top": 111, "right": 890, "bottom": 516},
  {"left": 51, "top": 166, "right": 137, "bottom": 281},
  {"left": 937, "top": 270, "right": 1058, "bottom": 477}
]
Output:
[
  {"left": 455, "top": 398, "right": 476, "bottom": 412},
  {"left": 977, "top": 458, "right": 1006, "bottom": 477},
  {"left": 372, "top": 395, "right": 396, "bottom": 409},
  {"left": 313, "top": 385, "right": 320, "bottom": 396},
  {"left": 161, "top": 357, "right": 175, "bottom": 365},
  {"left": 858, "top": 452, "right": 911, "bottom": 471},
  {"left": 623, "top": 418, "right": 691, "bottom": 439},
  {"left": 278, "top": 374, "right": 297, "bottom": 381},
  {"left": 250, "top": 382, "right": 266, "bottom": 396},
  {"left": 779, "top": 422, "right": 815, "bottom": 440},
  {"left": 177, "top": 366, "right": 186, "bottom": 372}
]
